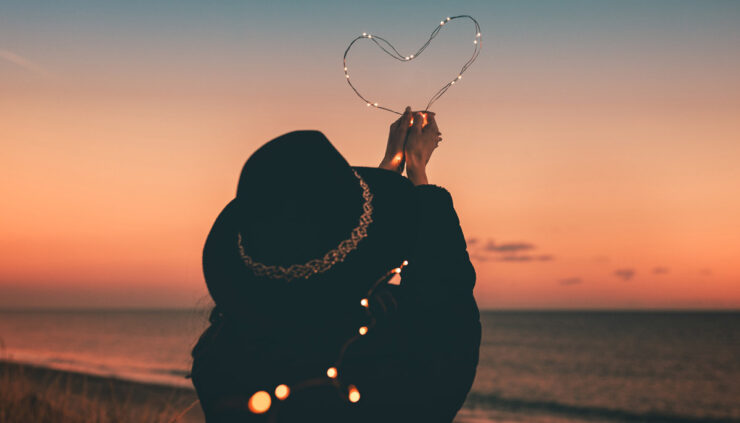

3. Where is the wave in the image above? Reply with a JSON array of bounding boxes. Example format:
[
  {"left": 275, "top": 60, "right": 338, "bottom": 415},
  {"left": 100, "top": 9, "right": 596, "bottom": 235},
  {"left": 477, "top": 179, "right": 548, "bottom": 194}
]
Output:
[{"left": 464, "top": 393, "right": 740, "bottom": 423}]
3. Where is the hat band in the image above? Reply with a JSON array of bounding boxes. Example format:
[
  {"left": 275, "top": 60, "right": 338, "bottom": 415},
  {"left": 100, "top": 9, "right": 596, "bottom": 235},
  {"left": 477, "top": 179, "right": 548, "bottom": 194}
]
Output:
[{"left": 237, "top": 169, "right": 374, "bottom": 281}]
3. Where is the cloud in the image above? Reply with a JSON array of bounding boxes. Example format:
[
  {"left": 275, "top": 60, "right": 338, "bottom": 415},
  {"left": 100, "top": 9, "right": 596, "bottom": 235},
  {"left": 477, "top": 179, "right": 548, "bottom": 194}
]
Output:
[
  {"left": 0, "top": 49, "right": 52, "bottom": 77},
  {"left": 498, "top": 255, "right": 533, "bottom": 262},
  {"left": 652, "top": 266, "right": 669, "bottom": 275},
  {"left": 484, "top": 240, "right": 535, "bottom": 253},
  {"left": 472, "top": 254, "right": 554, "bottom": 262},
  {"left": 559, "top": 277, "right": 582, "bottom": 286},
  {"left": 614, "top": 268, "right": 636, "bottom": 281},
  {"left": 467, "top": 237, "right": 554, "bottom": 263}
]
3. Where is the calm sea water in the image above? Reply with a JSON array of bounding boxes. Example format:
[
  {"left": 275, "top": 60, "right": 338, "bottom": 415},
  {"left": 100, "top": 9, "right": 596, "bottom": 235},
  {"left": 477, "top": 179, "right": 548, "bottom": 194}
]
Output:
[{"left": 0, "top": 310, "right": 738, "bottom": 423}]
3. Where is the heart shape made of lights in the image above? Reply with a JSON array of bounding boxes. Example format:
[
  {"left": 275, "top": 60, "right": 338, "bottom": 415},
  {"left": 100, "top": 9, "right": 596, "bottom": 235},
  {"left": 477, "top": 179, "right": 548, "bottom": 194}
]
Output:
[{"left": 343, "top": 15, "right": 481, "bottom": 115}]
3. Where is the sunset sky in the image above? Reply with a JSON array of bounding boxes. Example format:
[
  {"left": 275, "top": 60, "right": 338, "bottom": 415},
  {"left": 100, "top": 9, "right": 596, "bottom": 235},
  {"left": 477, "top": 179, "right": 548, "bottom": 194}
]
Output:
[{"left": 2, "top": 0, "right": 739, "bottom": 309}]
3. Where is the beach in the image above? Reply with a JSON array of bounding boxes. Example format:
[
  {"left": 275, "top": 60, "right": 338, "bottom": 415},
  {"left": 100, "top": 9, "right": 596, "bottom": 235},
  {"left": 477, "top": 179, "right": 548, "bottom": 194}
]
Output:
[
  {"left": 0, "top": 360, "right": 204, "bottom": 423},
  {"left": 0, "top": 360, "right": 501, "bottom": 423},
  {"left": 2, "top": 310, "right": 740, "bottom": 423}
]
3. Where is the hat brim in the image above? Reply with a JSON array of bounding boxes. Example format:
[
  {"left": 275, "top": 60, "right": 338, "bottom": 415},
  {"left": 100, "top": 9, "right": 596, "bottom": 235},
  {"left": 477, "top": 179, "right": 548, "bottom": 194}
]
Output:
[{"left": 202, "top": 166, "right": 419, "bottom": 323}]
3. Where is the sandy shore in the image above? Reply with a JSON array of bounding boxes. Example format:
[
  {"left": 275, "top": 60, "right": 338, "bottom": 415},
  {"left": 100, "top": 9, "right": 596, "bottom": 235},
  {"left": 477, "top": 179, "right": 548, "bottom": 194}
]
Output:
[
  {"left": 0, "top": 360, "right": 491, "bottom": 422},
  {"left": 0, "top": 360, "right": 205, "bottom": 423}
]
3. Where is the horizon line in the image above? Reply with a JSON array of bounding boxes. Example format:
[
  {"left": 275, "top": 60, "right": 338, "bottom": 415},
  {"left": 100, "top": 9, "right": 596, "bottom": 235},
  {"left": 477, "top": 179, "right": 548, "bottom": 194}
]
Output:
[{"left": 0, "top": 307, "right": 738, "bottom": 313}]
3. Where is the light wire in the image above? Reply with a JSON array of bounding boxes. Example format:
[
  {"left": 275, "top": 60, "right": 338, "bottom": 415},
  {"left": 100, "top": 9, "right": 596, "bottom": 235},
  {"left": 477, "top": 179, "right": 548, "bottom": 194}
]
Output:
[{"left": 343, "top": 15, "right": 482, "bottom": 114}]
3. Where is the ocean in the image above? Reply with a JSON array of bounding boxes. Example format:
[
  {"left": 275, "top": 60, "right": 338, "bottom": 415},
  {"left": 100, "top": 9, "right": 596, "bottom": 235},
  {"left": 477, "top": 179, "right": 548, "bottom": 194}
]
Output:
[{"left": 0, "top": 310, "right": 738, "bottom": 422}]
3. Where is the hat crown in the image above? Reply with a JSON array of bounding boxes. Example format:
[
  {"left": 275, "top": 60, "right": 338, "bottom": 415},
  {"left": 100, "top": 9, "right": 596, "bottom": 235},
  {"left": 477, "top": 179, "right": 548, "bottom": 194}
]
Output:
[{"left": 235, "top": 131, "right": 365, "bottom": 269}]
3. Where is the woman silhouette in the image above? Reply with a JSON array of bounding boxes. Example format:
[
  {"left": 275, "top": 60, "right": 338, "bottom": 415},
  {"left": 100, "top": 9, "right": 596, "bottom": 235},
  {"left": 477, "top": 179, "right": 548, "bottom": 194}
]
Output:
[{"left": 191, "top": 108, "right": 481, "bottom": 423}]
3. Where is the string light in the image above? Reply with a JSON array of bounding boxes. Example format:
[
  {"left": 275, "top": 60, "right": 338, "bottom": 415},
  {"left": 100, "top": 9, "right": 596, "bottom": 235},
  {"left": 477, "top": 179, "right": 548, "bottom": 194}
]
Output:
[
  {"left": 343, "top": 15, "right": 481, "bottom": 115},
  {"left": 348, "top": 385, "right": 361, "bottom": 403},
  {"left": 248, "top": 391, "right": 271, "bottom": 414},
  {"left": 239, "top": 259, "right": 409, "bottom": 416},
  {"left": 327, "top": 367, "right": 338, "bottom": 378},
  {"left": 275, "top": 384, "right": 290, "bottom": 400},
  {"left": 408, "top": 113, "right": 428, "bottom": 128}
]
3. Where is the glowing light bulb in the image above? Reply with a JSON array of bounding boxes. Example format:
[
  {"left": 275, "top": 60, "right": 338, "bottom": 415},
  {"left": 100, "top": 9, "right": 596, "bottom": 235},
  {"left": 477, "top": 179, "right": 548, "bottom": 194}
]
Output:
[
  {"left": 457, "top": 75, "right": 462, "bottom": 79},
  {"left": 368, "top": 34, "right": 372, "bottom": 39},
  {"left": 409, "top": 113, "right": 428, "bottom": 128},
  {"left": 410, "top": 54, "right": 414, "bottom": 58},
  {"left": 346, "top": 74, "right": 350, "bottom": 78},
  {"left": 362, "top": 32, "right": 367, "bottom": 36},
  {"left": 274, "top": 384, "right": 290, "bottom": 400},
  {"left": 348, "top": 385, "right": 361, "bottom": 403},
  {"left": 477, "top": 32, "right": 481, "bottom": 37},
  {"left": 359, "top": 326, "right": 368, "bottom": 335},
  {"left": 366, "top": 103, "right": 371, "bottom": 107},
  {"left": 393, "top": 267, "right": 401, "bottom": 274},
  {"left": 440, "top": 21, "right": 445, "bottom": 25},
  {"left": 405, "top": 56, "right": 409, "bottom": 60},
  {"left": 327, "top": 367, "right": 338, "bottom": 378},
  {"left": 360, "top": 298, "right": 369, "bottom": 307},
  {"left": 451, "top": 81, "right": 455, "bottom": 85},
  {"left": 248, "top": 391, "right": 271, "bottom": 414},
  {"left": 344, "top": 67, "right": 347, "bottom": 71},
  {"left": 402, "top": 260, "right": 409, "bottom": 266},
  {"left": 373, "top": 102, "right": 378, "bottom": 107},
  {"left": 446, "top": 17, "right": 451, "bottom": 21},
  {"left": 474, "top": 39, "right": 478, "bottom": 44}
]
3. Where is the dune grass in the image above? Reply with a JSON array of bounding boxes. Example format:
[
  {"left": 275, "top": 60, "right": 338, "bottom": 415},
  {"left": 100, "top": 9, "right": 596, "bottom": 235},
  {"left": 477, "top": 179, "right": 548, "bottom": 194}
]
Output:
[{"left": 0, "top": 362, "right": 200, "bottom": 423}]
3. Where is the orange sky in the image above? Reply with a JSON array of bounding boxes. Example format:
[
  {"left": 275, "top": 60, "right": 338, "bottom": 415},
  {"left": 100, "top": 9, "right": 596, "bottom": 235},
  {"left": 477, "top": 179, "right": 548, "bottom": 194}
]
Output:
[{"left": 1, "top": 1, "right": 739, "bottom": 309}]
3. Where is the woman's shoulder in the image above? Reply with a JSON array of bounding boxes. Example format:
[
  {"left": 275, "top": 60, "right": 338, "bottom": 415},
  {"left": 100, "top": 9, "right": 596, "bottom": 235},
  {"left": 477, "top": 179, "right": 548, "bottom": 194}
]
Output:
[{"left": 413, "top": 184, "right": 455, "bottom": 207}]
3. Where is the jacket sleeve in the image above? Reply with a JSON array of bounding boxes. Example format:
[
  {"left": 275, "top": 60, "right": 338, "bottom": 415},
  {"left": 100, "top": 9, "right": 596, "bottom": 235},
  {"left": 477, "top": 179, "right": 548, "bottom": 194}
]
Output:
[{"left": 397, "top": 184, "right": 482, "bottom": 421}]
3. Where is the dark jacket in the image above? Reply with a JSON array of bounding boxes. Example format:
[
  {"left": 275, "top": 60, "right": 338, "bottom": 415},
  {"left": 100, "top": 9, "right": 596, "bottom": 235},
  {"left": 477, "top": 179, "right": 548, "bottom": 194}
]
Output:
[{"left": 191, "top": 184, "right": 481, "bottom": 422}]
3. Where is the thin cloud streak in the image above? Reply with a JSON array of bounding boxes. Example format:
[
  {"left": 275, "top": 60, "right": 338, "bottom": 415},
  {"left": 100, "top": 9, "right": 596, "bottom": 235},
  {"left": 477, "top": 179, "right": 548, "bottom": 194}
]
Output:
[
  {"left": 559, "top": 277, "right": 582, "bottom": 286},
  {"left": 484, "top": 240, "right": 535, "bottom": 253},
  {"left": 498, "top": 254, "right": 554, "bottom": 262},
  {"left": 614, "top": 268, "right": 636, "bottom": 281},
  {"left": 0, "top": 49, "right": 52, "bottom": 77},
  {"left": 467, "top": 237, "right": 555, "bottom": 263}
]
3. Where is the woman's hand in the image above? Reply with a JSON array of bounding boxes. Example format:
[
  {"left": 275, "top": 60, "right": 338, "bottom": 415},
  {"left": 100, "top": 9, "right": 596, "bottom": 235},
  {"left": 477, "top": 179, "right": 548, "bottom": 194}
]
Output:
[
  {"left": 405, "top": 112, "right": 441, "bottom": 186},
  {"left": 379, "top": 106, "right": 413, "bottom": 174}
]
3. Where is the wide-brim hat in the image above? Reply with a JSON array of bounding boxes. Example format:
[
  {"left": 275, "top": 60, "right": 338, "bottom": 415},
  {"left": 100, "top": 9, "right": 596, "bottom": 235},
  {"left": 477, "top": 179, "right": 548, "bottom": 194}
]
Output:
[{"left": 202, "top": 130, "right": 419, "bottom": 327}]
